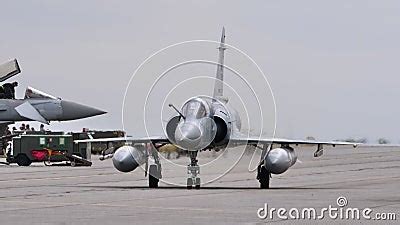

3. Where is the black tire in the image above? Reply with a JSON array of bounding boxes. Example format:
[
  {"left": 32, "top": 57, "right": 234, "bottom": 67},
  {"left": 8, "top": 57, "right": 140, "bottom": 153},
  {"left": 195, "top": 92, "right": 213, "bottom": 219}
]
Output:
[
  {"left": 16, "top": 154, "right": 32, "bottom": 166},
  {"left": 195, "top": 177, "right": 201, "bottom": 189},
  {"left": 258, "top": 166, "right": 270, "bottom": 189},
  {"left": 149, "top": 165, "right": 159, "bottom": 188},
  {"left": 187, "top": 178, "right": 193, "bottom": 189},
  {"left": 149, "top": 174, "right": 159, "bottom": 188}
]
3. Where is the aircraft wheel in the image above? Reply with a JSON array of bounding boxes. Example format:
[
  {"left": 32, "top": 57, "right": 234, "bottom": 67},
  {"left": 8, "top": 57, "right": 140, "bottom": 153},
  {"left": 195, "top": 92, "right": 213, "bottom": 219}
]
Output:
[
  {"left": 149, "top": 165, "right": 159, "bottom": 188},
  {"left": 259, "top": 166, "right": 270, "bottom": 189},
  {"left": 187, "top": 178, "right": 193, "bottom": 189},
  {"left": 195, "top": 177, "right": 201, "bottom": 189},
  {"left": 16, "top": 154, "right": 32, "bottom": 166}
]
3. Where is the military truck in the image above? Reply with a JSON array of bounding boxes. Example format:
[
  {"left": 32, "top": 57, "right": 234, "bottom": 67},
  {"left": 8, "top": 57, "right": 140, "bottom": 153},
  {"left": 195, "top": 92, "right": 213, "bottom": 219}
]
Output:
[
  {"left": 6, "top": 130, "right": 125, "bottom": 166},
  {"left": 6, "top": 132, "right": 90, "bottom": 166}
]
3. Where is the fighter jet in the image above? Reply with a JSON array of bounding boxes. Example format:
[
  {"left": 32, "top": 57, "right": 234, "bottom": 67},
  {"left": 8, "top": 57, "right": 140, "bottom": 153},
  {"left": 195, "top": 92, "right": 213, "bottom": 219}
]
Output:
[
  {"left": 0, "top": 59, "right": 106, "bottom": 132},
  {"left": 76, "top": 28, "right": 357, "bottom": 189}
]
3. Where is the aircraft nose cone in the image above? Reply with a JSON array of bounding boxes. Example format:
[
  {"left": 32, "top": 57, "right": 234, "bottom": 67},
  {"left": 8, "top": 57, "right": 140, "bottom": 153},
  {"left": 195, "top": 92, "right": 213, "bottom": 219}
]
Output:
[
  {"left": 175, "top": 122, "right": 202, "bottom": 150},
  {"left": 177, "top": 123, "right": 201, "bottom": 141},
  {"left": 60, "top": 100, "right": 106, "bottom": 120}
]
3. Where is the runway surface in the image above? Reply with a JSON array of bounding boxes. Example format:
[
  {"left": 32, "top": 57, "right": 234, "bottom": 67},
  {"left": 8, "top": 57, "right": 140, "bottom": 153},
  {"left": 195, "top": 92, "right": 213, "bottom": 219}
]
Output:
[{"left": 0, "top": 146, "right": 399, "bottom": 224}]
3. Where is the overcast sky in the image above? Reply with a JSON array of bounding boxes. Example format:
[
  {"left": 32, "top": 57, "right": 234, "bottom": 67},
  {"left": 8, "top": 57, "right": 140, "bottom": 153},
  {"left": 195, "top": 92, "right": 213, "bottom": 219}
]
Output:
[{"left": 1, "top": 0, "right": 399, "bottom": 142}]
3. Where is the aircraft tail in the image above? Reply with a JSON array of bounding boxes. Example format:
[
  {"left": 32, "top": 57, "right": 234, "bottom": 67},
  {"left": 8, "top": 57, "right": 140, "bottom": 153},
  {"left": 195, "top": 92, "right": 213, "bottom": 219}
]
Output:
[{"left": 212, "top": 27, "right": 226, "bottom": 100}]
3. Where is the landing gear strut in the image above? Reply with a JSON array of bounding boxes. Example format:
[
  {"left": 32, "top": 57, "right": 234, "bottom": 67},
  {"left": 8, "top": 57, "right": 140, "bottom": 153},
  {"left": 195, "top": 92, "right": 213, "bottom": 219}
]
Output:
[
  {"left": 148, "top": 144, "right": 162, "bottom": 188},
  {"left": 257, "top": 164, "right": 270, "bottom": 189},
  {"left": 187, "top": 151, "right": 200, "bottom": 189},
  {"left": 257, "top": 144, "right": 270, "bottom": 189}
]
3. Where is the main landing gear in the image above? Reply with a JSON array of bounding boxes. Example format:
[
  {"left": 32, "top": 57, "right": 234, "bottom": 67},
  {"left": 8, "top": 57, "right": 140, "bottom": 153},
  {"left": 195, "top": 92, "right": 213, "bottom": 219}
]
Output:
[
  {"left": 148, "top": 144, "right": 162, "bottom": 188},
  {"left": 257, "top": 164, "right": 270, "bottom": 189},
  {"left": 256, "top": 144, "right": 271, "bottom": 189},
  {"left": 187, "top": 151, "right": 200, "bottom": 189},
  {"left": 149, "top": 164, "right": 161, "bottom": 188}
]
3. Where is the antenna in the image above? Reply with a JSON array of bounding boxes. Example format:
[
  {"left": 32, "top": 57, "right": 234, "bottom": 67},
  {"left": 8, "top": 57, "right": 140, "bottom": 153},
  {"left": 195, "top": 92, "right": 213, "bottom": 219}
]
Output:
[{"left": 168, "top": 104, "right": 186, "bottom": 120}]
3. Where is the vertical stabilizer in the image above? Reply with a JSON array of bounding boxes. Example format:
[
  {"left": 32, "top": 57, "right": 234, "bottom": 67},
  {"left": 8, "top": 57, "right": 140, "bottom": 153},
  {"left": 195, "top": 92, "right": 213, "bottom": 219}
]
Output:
[{"left": 213, "top": 27, "right": 226, "bottom": 100}]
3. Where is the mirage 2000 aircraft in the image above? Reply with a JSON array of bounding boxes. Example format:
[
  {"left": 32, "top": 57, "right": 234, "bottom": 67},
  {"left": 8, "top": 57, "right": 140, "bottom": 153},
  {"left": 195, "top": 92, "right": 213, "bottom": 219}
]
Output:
[
  {"left": 76, "top": 28, "right": 357, "bottom": 189},
  {"left": 0, "top": 59, "right": 106, "bottom": 135}
]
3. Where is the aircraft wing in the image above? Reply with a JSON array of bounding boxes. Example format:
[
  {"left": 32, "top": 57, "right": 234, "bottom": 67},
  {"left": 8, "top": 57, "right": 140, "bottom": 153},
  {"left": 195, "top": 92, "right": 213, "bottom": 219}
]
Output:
[
  {"left": 355, "top": 143, "right": 400, "bottom": 147},
  {"left": 74, "top": 134, "right": 357, "bottom": 147},
  {"left": 229, "top": 136, "right": 359, "bottom": 147},
  {"left": 74, "top": 135, "right": 400, "bottom": 149}
]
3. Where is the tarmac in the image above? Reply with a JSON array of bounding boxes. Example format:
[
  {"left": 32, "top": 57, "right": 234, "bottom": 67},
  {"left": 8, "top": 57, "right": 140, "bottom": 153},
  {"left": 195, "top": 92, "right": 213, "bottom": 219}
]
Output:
[{"left": 0, "top": 145, "right": 399, "bottom": 224}]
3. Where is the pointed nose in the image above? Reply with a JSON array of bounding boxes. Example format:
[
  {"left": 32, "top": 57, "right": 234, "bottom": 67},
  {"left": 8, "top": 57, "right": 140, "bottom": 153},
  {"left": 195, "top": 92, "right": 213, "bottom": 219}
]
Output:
[
  {"left": 175, "top": 122, "right": 202, "bottom": 149},
  {"left": 60, "top": 100, "right": 106, "bottom": 120},
  {"left": 176, "top": 123, "right": 201, "bottom": 141}
]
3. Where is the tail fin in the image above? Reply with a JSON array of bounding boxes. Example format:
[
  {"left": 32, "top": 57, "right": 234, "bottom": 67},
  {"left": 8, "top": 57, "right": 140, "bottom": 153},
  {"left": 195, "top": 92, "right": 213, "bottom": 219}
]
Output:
[
  {"left": 0, "top": 59, "right": 20, "bottom": 82},
  {"left": 212, "top": 27, "right": 226, "bottom": 100}
]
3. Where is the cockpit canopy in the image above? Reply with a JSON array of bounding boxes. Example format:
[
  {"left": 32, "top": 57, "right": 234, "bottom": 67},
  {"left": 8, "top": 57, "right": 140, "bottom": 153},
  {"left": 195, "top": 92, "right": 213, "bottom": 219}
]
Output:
[
  {"left": 24, "top": 86, "right": 57, "bottom": 99},
  {"left": 181, "top": 97, "right": 211, "bottom": 119}
]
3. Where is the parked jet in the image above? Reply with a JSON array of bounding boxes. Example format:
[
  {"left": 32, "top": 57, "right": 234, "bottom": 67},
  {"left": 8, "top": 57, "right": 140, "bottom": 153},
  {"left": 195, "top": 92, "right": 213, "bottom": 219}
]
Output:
[
  {"left": 76, "top": 28, "right": 357, "bottom": 189},
  {"left": 0, "top": 59, "right": 106, "bottom": 133}
]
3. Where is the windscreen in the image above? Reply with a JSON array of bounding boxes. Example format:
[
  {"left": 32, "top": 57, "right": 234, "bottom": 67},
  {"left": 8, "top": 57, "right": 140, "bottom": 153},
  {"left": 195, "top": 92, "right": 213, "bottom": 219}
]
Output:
[{"left": 182, "top": 99, "right": 207, "bottom": 119}]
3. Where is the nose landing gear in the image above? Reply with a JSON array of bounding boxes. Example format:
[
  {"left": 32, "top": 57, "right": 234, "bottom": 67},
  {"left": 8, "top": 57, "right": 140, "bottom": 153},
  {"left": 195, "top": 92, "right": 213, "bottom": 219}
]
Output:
[{"left": 187, "top": 151, "right": 201, "bottom": 189}]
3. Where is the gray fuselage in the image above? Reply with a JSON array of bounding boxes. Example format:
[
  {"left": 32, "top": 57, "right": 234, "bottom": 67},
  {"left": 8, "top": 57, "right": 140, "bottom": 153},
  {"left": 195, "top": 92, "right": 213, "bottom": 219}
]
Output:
[
  {"left": 167, "top": 96, "right": 241, "bottom": 151},
  {"left": 0, "top": 98, "right": 105, "bottom": 122}
]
